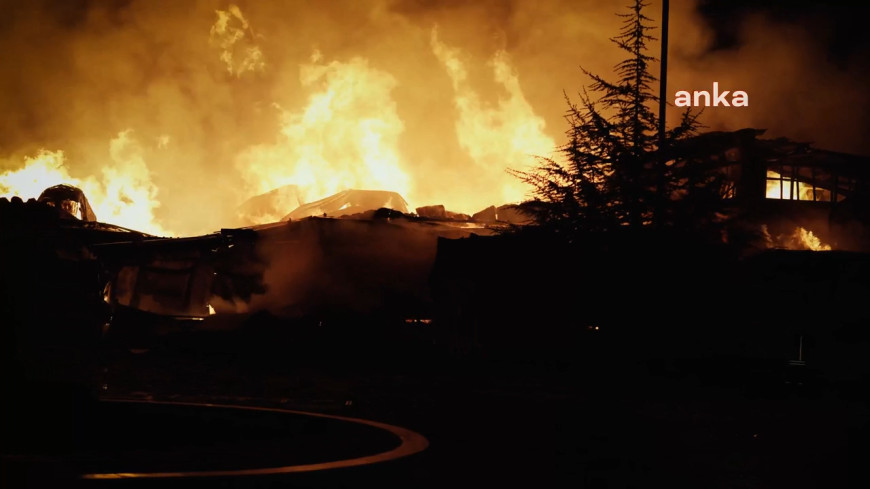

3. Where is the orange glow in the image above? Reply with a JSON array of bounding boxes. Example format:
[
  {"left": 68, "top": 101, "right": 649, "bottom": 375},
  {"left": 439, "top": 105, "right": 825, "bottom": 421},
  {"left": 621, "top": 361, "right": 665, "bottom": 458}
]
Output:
[
  {"left": 795, "top": 227, "right": 831, "bottom": 251},
  {"left": 0, "top": 131, "right": 171, "bottom": 236},
  {"left": 234, "top": 31, "right": 556, "bottom": 224},
  {"left": 430, "top": 29, "right": 557, "bottom": 207},
  {"left": 210, "top": 5, "right": 265, "bottom": 77},
  {"left": 0, "top": 2, "right": 865, "bottom": 237},
  {"left": 761, "top": 224, "right": 832, "bottom": 251},
  {"left": 0, "top": 4, "right": 563, "bottom": 234},
  {"left": 235, "top": 51, "right": 412, "bottom": 223},
  {"left": 765, "top": 171, "right": 822, "bottom": 200}
]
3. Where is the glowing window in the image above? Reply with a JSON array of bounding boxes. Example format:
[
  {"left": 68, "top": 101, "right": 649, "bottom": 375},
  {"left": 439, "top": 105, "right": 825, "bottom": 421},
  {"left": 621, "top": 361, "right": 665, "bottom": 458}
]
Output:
[{"left": 766, "top": 165, "right": 834, "bottom": 202}]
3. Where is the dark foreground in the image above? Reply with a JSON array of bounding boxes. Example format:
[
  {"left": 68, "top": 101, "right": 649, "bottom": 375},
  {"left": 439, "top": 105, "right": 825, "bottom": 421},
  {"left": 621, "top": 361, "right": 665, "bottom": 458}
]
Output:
[
  {"left": 3, "top": 319, "right": 868, "bottom": 489},
  {"left": 2, "top": 203, "right": 868, "bottom": 488}
]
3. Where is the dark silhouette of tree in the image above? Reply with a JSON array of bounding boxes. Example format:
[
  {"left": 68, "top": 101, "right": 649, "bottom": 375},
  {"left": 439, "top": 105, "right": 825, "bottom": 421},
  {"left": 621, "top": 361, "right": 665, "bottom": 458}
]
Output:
[{"left": 510, "top": 0, "right": 724, "bottom": 238}]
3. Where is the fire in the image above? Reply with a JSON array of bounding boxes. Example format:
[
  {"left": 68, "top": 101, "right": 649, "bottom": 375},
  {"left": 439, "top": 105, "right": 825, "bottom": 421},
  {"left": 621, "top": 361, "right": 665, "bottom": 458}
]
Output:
[
  {"left": 0, "top": 131, "right": 171, "bottom": 236},
  {"left": 1, "top": 1, "right": 867, "bottom": 240},
  {"left": 761, "top": 224, "right": 832, "bottom": 251},
  {"left": 236, "top": 31, "right": 555, "bottom": 224},
  {"left": 0, "top": 150, "right": 70, "bottom": 199},
  {"left": 209, "top": 4, "right": 265, "bottom": 77},
  {"left": 235, "top": 51, "right": 411, "bottom": 222},
  {"left": 430, "top": 29, "right": 557, "bottom": 206},
  {"left": 2, "top": 4, "right": 566, "bottom": 234},
  {"left": 765, "top": 171, "right": 819, "bottom": 200},
  {"left": 794, "top": 227, "right": 831, "bottom": 251}
]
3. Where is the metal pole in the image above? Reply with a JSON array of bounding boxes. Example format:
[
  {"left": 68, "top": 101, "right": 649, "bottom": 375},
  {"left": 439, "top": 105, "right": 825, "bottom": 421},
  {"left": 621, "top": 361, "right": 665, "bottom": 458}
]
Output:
[
  {"left": 656, "top": 0, "right": 669, "bottom": 223},
  {"left": 658, "top": 0, "right": 669, "bottom": 146}
]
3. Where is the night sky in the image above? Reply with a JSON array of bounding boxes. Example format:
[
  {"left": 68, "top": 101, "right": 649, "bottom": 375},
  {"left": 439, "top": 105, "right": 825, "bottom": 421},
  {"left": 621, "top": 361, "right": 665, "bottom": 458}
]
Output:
[{"left": 699, "top": 1, "right": 869, "bottom": 57}]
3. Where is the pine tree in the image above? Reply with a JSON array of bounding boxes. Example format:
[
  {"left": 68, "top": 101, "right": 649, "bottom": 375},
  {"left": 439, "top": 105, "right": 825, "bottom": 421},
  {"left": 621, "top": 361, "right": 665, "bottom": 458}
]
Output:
[{"left": 510, "top": 0, "right": 714, "bottom": 238}]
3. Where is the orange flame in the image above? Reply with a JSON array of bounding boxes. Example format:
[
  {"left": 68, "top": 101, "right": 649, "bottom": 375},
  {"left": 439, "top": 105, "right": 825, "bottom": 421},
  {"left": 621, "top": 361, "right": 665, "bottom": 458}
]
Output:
[
  {"left": 0, "top": 131, "right": 172, "bottom": 236},
  {"left": 3, "top": 5, "right": 558, "bottom": 234},
  {"left": 765, "top": 170, "right": 823, "bottom": 201},
  {"left": 235, "top": 51, "right": 412, "bottom": 222},
  {"left": 430, "top": 28, "right": 557, "bottom": 206},
  {"left": 761, "top": 224, "right": 832, "bottom": 251},
  {"left": 794, "top": 227, "right": 831, "bottom": 251}
]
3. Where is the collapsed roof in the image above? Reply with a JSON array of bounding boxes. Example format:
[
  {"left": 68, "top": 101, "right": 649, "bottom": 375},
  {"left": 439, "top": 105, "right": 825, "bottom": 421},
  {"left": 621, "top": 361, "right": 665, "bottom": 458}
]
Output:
[{"left": 282, "top": 189, "right": 409, "bottom": 221}]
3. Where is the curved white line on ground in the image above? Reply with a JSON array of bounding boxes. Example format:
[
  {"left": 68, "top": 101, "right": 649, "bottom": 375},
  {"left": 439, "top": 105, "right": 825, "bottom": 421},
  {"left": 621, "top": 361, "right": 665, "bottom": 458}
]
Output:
[{"left": 81, "top": 398, "right": 429, "bottom": 480}]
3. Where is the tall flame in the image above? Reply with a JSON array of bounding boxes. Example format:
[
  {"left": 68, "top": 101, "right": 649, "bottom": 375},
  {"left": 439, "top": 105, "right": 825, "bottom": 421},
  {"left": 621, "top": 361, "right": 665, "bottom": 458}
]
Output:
[
  {"left": 1, "top": 4, "right": 563, "bottom": 234},
  {"left": 0, "top": 1, "right": 867, "bottom": 237},
  {"left": 236, "top": 51, "right": 411, "bottom": 222},
  {"left": 430, "top": 28, "right": 557, "bottom": 206}
]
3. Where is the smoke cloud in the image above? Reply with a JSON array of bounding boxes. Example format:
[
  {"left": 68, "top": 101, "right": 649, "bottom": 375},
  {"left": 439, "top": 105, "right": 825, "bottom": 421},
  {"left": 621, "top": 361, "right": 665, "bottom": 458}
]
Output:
[{"left": 0, "top": 0, "right": 865, "bottom": 236}]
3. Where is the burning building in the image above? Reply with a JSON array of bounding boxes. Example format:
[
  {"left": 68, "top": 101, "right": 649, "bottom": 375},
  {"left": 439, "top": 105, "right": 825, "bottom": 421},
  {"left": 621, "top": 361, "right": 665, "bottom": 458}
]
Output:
[
  {"left": 670, "top": 128, "right": 870, "bottom": 251},
  {"left": 0, "top": 0, "right": 866, "bottom": 379},
  {"left": 5, "top": 122, "right": 870, "bottom": 353}
]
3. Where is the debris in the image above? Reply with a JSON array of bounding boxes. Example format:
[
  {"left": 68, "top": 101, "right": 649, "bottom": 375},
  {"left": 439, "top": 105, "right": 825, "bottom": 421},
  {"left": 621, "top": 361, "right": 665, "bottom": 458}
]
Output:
[
  {"left": 472, "top": 205, "right": 497, "bottom": 223},
  {"left": 37, "top": 184, "right": 97, "bottom": 221},
  {"left": 496, "top": 204, "right": 532, "bottom": 225},
  {"left": 283, "top": 189, "right": 409, "bottom": 220},
  {"left": 416, "top": 205, "right": 447, "bottom": 219},
  {"left": 237, "top": 185, "right": 304, "bottom": 225}
]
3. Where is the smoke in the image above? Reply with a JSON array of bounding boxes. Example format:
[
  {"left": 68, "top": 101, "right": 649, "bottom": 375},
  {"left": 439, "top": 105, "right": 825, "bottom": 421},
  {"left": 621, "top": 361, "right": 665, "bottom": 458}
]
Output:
[
  {"left": 667, "top": 2, "right": 870, "bottom": 155},
  {"left": 246, "top": 218, "right": 478, "bottom": 317},
  {"left": 0, "top": 0, "right": 866, "bottom": 236}
]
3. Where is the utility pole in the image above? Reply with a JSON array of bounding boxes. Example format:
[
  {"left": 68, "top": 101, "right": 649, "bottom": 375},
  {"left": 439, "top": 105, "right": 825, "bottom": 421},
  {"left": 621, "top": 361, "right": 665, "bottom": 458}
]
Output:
[
  {"left": 656, "top": 0, "right": 669, "bottom": 225},
  {"left": 658, "top": 0, "right": 669, "bottom": 147}
]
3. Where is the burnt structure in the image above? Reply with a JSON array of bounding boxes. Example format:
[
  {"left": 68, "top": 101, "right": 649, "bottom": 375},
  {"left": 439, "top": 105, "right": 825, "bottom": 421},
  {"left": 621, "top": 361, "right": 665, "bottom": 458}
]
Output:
[
  {"left": 679, "top": 128, "right": 870, "bottom": 250},
  {"left": 37, "top": 184, "right": 98, "bottom": 222},
  {"left": 427, "top": 129, "right": 870, "bottom": 360}
]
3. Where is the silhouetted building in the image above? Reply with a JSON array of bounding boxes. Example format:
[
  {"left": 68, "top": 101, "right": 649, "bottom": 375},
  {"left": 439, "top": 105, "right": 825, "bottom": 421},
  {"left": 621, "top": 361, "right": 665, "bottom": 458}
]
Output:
[{"left": 681, "top": 128, "right": 870, "bottom": 249}]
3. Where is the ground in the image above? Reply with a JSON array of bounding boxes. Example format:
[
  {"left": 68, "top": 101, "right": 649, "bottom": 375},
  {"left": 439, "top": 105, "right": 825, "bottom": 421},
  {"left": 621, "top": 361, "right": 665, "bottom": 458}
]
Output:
[{"left": 7, "top": 318, "right": 860, "bottom": 489}]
